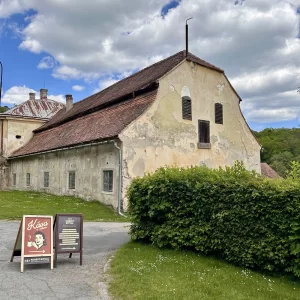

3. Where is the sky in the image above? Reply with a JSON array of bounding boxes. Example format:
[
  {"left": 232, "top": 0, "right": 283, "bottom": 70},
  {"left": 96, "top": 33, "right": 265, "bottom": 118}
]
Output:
[{"left": 0, "top": 0, "right": 300, "bottom": 131}]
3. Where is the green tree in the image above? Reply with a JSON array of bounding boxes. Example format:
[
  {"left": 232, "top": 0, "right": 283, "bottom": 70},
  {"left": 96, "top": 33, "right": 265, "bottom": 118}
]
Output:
[{"left": 0, "top": 106, "right": 9, "bottom": 113}]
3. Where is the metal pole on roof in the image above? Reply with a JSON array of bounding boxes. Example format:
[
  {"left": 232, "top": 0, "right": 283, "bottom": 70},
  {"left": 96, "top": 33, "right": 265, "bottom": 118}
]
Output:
[
  {"left": 0, "top": 61, "right": 2, "bottom": 107},
  {"left": 186, "top": 17, "right": 193, "bottom": 57}
]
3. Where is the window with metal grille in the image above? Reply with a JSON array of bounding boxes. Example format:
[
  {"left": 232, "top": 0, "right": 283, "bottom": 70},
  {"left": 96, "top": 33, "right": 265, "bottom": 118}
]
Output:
[
  {"left": 182, "top": 96, "right": 192, "bottom": 120},
  {"left": 69, "top": 171, "right": 75, "bottom": 189},
  {"left": 103, "top": 170, "right": 113, "bottom": 192},
  {"left": 215, "top": 103, "right": 223, "bottom": 124},
  {"left": 198, "top": 120, "right": 210, "bottom": 148},
  {"left": 13, "top": 173, "right": 16, "bottom": 186},
  {"left": 44, "top": 172, "right": 49, "bottom": 188},
  {"left": 26, "top": 173, "right": 31, "bottom": 186}
]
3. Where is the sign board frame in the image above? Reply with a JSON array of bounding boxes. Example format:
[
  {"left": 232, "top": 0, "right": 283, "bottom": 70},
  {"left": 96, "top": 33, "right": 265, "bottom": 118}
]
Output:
[
  {"left": 53, "top": 214, "right": 83, "bottom": 266},
  {"left": 20, "top": 215, "right": 53, "bottom": 272},
  {"left": 10, "top": 221, "right": 22, "bottom": 262}
]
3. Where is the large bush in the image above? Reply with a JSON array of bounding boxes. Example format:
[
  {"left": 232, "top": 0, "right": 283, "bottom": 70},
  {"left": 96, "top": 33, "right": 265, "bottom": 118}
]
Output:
[{"left": 128, "top": 162, "right": 300, "bottom": 277}]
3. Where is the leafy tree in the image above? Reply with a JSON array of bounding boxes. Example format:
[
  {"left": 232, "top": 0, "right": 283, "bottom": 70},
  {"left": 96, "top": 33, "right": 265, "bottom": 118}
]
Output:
[
  {"left": 0, "top": 106, "right": 9, "bottom": 113},
  {"left": 254, "top": 128, "right": 300, "bottom": 177}
]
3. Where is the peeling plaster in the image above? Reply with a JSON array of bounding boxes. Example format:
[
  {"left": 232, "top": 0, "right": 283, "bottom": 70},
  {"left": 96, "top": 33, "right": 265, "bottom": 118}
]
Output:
[{"left": 119, "top": 60, "right": 260, "bottom": 207}]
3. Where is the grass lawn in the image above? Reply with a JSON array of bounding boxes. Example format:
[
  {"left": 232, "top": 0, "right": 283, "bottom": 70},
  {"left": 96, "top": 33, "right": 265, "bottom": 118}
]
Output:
[
  {"left": 0, "top": 190, "right": 125, "bottom": 221},
  {"left": 109, "top": 242, "right": 300, "bottom": 300}
]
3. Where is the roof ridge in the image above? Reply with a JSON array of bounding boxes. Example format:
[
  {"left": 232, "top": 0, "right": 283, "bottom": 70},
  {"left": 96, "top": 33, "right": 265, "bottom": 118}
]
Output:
[{"left": 72, "top": 50, "right": 185, "bottom": 107}]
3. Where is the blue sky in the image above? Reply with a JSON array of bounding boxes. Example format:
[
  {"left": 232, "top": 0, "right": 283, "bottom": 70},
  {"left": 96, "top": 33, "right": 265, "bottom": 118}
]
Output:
[{"left": 0, "top": 0, "right": 300, "bottom": 132}]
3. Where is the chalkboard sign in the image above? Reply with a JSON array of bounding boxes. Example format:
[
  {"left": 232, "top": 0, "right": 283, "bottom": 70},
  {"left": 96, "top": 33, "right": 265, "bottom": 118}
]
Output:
[
  {"left": 54, "top": 214, "right": 83, "bottom": 266},
  {"left": 12, "top": 215, "right": 54, "bottom": 272}
]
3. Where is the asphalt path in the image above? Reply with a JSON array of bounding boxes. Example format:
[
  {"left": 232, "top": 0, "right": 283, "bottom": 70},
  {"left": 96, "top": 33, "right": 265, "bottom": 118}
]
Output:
[{"left": 0, "top": 221, "right": 130, "bottom": 300}]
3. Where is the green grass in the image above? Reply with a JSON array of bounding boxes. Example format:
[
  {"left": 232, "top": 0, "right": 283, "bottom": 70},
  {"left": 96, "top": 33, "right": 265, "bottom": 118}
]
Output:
[
  {"left": 0, "top": 191, "right": 125, "bottom": 221},
  {"left": 109, "top": 242, "right": 300, "bottom": 300}
]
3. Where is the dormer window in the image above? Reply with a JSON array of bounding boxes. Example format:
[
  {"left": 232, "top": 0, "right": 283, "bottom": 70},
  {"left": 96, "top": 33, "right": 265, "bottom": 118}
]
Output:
[{"left": 215, "top": 103, "right": 223, "bottom": 124}]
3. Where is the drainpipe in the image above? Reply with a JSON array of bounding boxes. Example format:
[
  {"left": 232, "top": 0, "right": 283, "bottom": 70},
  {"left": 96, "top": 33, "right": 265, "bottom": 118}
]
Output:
[
  {"left": 0, "top": 119, "right": 3, "bottom": 155},
  {"left": 113, "top": 141, "right": 126, "bottom": 217}
]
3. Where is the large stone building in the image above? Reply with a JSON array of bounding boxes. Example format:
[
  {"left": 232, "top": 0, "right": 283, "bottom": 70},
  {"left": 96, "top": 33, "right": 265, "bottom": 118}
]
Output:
[
  {"left": 0, "top": 89, "right": 65, "bottom": 188},
  {"left": 7, "top": 51, "right": 261, "bottom": 211}
]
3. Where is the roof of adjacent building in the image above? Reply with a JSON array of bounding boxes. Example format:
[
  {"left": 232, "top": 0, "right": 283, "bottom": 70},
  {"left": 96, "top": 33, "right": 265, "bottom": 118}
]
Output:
[
  {"left": 0, "top": 98, "right": 65, "bottom": 120},
  {"left": 260, "top": 163, "right": 281, "bottom": 179},
  {"left": 36, "top": 50, "right": 225, "bottom": 133},
  {"left": 10, "top": 90, "right": 157, "bottom": 157}
]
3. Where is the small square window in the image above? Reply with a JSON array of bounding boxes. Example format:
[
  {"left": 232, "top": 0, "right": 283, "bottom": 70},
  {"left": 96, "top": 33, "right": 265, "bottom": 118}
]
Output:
[
  {"left": 69, "top": 171, "right": 75, "bottom": 189},
  {"left": 26, "top": 173, "right": 31, "bottom": 186},
  {"left": 103, "top": 170, "right": 113, "bottom": 192},
  {"left": 44, "top": 172, "right": 49, "bottom": 188},
  {"left": 13, "top": 173, "right": 16, "bottom": 186}
]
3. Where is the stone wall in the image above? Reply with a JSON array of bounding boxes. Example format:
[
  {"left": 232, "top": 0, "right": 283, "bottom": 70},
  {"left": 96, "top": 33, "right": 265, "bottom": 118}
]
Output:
[
  {"left": 9, "top": 143, "right": 120, "bottom": 208},
  {"left": 0, "top": 156, "right": 9, "bottom": 190}
]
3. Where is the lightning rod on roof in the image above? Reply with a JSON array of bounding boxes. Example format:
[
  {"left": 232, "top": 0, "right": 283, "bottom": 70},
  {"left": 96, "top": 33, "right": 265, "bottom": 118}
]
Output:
[{"left": 186, "top": 17, "right": 193, "bottom": 57}]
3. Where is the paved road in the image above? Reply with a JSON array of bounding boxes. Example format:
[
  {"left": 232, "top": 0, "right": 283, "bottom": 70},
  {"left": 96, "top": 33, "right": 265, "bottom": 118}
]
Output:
[{"left": 0, "top": 221, "right": 130, "bottom": 300}]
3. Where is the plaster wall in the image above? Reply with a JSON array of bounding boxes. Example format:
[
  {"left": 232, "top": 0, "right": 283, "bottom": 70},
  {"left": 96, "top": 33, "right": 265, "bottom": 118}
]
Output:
[
  {"left": 3, "top": 118, "right": 44, "bottom": 157},
  {"left": 9, "top": 143, "right": 119, "bottom": 208},
  {"left": 120, "top": 60, "right": 261, "bottom": 206}
]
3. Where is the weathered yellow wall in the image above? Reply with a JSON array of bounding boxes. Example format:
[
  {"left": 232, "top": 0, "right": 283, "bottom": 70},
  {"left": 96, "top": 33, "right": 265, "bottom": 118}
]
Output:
[
  {"left": 120, "top": 60, "right": 261, "bottom": 206},
  {"left": 4, "top": 118, "right": 44, "bottom": 157},
  {"left": 10, "top": 143, "right": 119, "bottom": 208}
]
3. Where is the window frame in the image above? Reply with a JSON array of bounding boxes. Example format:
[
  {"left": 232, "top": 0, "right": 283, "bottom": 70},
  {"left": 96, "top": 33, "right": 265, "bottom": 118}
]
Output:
[
  {"left": 26, "top": 173, "right": 31, "bottom": 187},
  {"left": 13, "top": 173, "right": 16, "bottom": 186},
  {"left": 103, "top": 170, "right": 114, "bottom": 193},
  {"left": 215, "top": 103, "right": 223, "bottom": 124},
  {"left": 198, "top": 120, "right": 211, "bottom": 149},
  {"left": 68, "top": 171, "right": 76, "bottom": 190},
  {"left": 182, "top": 96, "right": 192, "bottom": 120},
  {"left": 44, "top": 171, "right": 49, "bottom": 188}
]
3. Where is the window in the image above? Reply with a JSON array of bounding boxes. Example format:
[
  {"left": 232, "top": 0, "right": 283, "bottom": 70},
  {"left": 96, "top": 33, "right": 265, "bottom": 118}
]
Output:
[
  {"left": 69, "top": 171, "right": 75, "bottom": 189},
  {"left": 26, "top": 173, "right": 31, "bottom": 186},
  {"left": 44, "top": 172, "right": 49, "bottom": 188},
  {"left": 103, "top": 170, "right": 113, "bottom": 192},
  {"left": 13, "top": 173, "right": 16, "bottom": 186},
  {"left": 215, "top": 103, "right": 223, "bottom": 124},
  {"left": 182, "top": 96, "right": 192, "bottom": 120},
  {"left": 198, "top": 120, "right": 210, "bottom": 149}
]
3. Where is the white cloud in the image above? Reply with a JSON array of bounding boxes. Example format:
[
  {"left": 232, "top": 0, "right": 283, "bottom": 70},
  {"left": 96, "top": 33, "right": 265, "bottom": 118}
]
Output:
[
  {"left": 38, "top": 56, "right": 56, "bottom": 69},
  {"left": 2, "top": 85, "right": 65, "bottom": 105},
  {"left": 72, "top": 85, "right": 84, "bottom": 91},
  {"left": 1, "top": 0, "right": 300, "bottom": 124},
  {"left": 2, "top": 85, "right": 35, "bottom": 105},
  {"left": 48, "top": 94, "right": 65, "bottom": 103}
]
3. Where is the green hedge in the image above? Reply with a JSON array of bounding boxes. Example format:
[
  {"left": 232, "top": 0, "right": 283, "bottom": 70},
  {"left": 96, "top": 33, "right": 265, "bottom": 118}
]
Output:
[{"left": 128, "top": 162, "right": 300, "bottom": 277}]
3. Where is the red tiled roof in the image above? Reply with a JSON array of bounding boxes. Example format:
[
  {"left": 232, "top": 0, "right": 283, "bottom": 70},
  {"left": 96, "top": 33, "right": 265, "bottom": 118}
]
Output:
[
  {"left": 10, "top": 90, "right": 157, "bottom": 158},
  {"left": 261, "top": 163, "right": 281, "bottom": 179},
  {"left": 0, "top": 99, "right": 64, "bottom": 119},
  {"left": 36, "top": 50, "right": 223, "bottom": 132}
]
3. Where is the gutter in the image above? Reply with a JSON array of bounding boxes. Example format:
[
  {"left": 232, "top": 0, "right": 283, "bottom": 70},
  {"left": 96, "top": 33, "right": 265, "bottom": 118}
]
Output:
[
  {"left": 113, "top": 141, "right": 126, "bottom": 217},
  {"left": 0, "top": 119, "right": 3, "bottom": 155},
  {"left": 7, "top": 139, "right": 118, "bottom": 160}
]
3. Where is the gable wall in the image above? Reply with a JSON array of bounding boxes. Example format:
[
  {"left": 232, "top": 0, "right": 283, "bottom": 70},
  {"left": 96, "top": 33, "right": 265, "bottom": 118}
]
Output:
[
  {"left": 3, "top": 118, "right": 44, "bottom": 157},
  {"left": 120, "top": 60, "right": 261, "bottom": 207},
  {"left": 9, "top": 143, "right": 119, "bottom": 208}
]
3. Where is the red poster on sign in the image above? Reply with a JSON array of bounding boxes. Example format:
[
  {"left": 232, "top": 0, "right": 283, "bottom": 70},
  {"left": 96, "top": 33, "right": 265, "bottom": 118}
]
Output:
[
  {"left": 23, "top": 216, "right": 52, "bottom": 256},
  {"left": 21, "top": 215, "right": 53, "bottom": 272}
]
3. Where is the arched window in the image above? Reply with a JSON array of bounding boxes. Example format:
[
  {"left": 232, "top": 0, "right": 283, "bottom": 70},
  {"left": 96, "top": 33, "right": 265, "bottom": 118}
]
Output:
[
  {"left": 181, "top": 86, "right": 192, "bottom": 120},
  {"left": 215, "top": 103, "right": 223, "bottom": 124}
]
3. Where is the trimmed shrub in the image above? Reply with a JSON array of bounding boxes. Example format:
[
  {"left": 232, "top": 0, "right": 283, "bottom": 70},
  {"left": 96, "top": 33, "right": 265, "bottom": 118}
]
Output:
[{"left": 128, "top": 162, "right": 300, "bottom": 277}]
